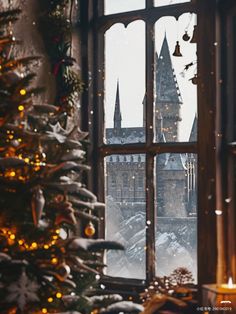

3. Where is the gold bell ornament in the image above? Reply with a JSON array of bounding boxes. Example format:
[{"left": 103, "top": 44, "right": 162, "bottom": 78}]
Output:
[{"left": 173, "top": 41, "right": 182, "bottom": 57}]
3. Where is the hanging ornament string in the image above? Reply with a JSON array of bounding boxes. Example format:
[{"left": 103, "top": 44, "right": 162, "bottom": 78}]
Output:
[
  {"left": 182, "top": 13, "right": 193, "bottom": 41},
  {"left": 185, "top": 13, "right": 193, "bottom": 33}
]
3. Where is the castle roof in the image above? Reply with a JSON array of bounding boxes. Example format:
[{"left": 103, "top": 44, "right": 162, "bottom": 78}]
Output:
[
  {"left": 163, "top": 153, "right": 187, "bottom": 171},
  {"left": 189, "top": 115, "right": 197, "bottom": 142},
  {"left": 106, "top": 127, "right": 145, "bottom": 144},
  {"left": 156, "top": 35, "right": 183, "bottom": 104}
]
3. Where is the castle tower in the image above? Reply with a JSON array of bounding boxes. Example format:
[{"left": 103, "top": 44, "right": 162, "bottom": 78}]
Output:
[
  {"left": 155, "top": 35, "right": 182, "bottom": 142},
  {"left": 113, "top": 80, "right": 122, "bottom": 131},
  {"left": 159, "top": 153, "right": 188, "bottom": 217}
]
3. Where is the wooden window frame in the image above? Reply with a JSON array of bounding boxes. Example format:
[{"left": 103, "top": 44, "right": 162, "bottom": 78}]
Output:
[
  {"left": 79, "top": 0, "right": 218, "bottom": 290},
  {"left": 217, "top": 0, "right": 236, "bottom": 282}
]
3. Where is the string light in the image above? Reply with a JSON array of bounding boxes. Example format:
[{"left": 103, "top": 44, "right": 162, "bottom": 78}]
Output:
[
  {"left": 47, "top": 297, "right": 53, "bottom": 303},
  {"left": 19, "top": 89, "right": 26, "bottom": 96},
  {"left": 18, "top": 105, "right": 24, "bottom": 111},
  {"left": 51, "top": 257, "right": 58, "bottom": 265},
  {"left": 9, "top": 234, "right": 15, "bottom": 240},
  {"left": 42, "top": 308, "right": 47, "bottom": 314},
  {"left": 31, "top": 242, "right": 38, "bottom": 249},
  {"left": 56, "top": 292, "right": 62, "bottom": 299}
]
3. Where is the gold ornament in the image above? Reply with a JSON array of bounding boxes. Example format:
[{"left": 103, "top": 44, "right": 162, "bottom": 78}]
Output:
[{"left": 84, "top": 221, "right": 96, "bottom": 237}]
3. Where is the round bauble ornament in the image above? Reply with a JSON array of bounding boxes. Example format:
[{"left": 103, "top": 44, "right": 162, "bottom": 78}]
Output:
[
  {"left": 190, "top": 74, "right": 198, "bottom": 85},
  {"left": 84, "top": 222, "right": 96, "bottom": 237},
  {"left": 182, "top": 31, "right": 190, "bottom": 41}
]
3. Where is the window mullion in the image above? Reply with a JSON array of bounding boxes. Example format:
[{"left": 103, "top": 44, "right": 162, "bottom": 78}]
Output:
[
  {"left": 145, "top": 20, "right": 156, "bottom": 282},
  {"left": 94, "top": 25, "right": 105, "bottom": 238}
]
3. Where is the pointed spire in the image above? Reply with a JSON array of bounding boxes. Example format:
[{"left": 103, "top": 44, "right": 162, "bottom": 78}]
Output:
[
  {"left": 156, "top": 34, "right": 183, "bottom": 104},
  {"left": 113, "top": 80, "right": 122, "bottom": 130},
  {"left": 163, "top": 153, "right": 187, "bottom": 171},
  {"left": 189, "top": 114, "right": 197, "bottom": 142},
  {"left": 142, "top": 95, "right": 146, "bottom": 127}
]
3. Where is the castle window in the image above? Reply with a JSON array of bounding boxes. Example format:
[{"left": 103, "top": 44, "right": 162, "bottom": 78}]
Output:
[
  {"left": 111, "top": 174, "right": 116, "bottom": 187},
  {"left": 122, "top": 173, "right": 129, "bottom": 188},
  {"left": 138, "top": 174, "right": 143, "bottom": 188},
  {"left": 84, "top": 0, "right": 217, "bottom": 288}
]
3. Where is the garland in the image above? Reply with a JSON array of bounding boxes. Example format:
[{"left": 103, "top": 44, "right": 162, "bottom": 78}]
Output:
[{"left": 38, "top": 0, "right": 82, "bottom": 116}]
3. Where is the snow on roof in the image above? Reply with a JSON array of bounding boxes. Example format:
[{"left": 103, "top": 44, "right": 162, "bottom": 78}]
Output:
[{"left": 163, "top": 153, "right": 187, "bottom": 171}]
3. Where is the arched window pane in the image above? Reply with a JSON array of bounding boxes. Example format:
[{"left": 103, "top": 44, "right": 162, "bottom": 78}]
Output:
[{"left": 105, "top": 0, "right": 145, "bottom": 15}]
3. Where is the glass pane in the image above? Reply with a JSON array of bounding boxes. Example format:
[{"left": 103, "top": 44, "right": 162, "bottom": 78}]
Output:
[
  {"left": 155, "top": 153, "right": 197, "bottom": 282},
  {"left": 105, "top": 0, "right": 145, "bottom": 15},
  {"left": 105, "top": 21, "right": 145, "bottom": 144},
  {"left": 155, "top": 0, "right": 191, "bottom": 7},
  {"left": 105, "top": 154, "right": 146, "bottom": 279},
  {"left": 154, "top": 14, "right": 197, "bottom": 142}
]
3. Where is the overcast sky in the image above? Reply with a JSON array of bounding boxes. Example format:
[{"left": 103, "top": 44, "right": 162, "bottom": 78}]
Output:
[{"left": 104, "top": 1, "right": 196, "bottom": 141}]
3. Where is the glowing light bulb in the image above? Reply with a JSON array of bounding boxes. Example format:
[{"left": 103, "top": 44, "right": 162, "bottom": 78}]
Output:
[
  {"left": 9, "top": 234, "right": 15, "bottom": 240},
  {"left": 18, "top": 105, "right": 25, "bottom": 111},
  {"left": 51, "top": 257, "right": 58, "bottom": 265},
  {"left": 56, "top": 292, "right": 62, "bottom": 299},
  {"left": 19, "top": 89, "right": 26, "bottom": 96},
  {"left": 42, "top": 308, "right": 48, "bottom": 314},
  {"left": 47, "top": 297, "right": 53, "bottom": 303},
  {"left": 18, "top": 240, "right": 24, "bottom": 245},
  {"left": 44, "top": 244, "right": 49, "bottom": 250},
  {"left": 31, "top": 242, "right": 37, "bottom": 249}
]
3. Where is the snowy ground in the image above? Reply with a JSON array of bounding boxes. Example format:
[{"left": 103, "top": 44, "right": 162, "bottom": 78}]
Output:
[{"left": 106, "top": 197, "right": 197, "bottom": 281}]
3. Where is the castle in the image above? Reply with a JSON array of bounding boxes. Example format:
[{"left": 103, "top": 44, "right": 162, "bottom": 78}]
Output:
[{"left": 105, "top": 35, "right": 197, "bottom": 218}]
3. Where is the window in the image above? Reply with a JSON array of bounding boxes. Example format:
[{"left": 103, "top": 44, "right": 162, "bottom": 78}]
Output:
[
  {"left": 84, "top": 0, "right": 217, "bottom": 286},
  {"left": 138, "top": 173, "right": 143, "bottom": 188},
  {"left": 122, "top": 172, "right": 129, "bottom": 188}
]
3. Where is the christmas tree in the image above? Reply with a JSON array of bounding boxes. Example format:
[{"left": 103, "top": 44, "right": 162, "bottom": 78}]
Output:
[{"left": 0, "top": 6, "right": 137, "bottom": 314}]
